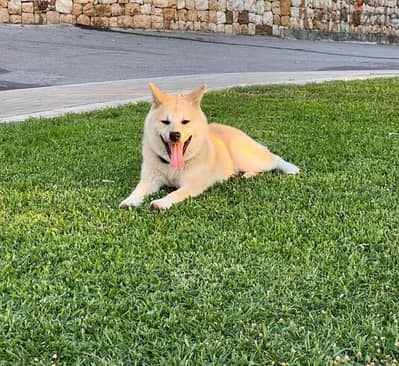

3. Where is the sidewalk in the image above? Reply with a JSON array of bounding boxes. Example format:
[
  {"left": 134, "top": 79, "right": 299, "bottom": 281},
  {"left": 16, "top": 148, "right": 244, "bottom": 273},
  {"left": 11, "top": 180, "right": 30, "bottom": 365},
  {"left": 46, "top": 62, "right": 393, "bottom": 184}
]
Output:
[{"left": 1, "top": 70, "right": 399, "bottom": 123}]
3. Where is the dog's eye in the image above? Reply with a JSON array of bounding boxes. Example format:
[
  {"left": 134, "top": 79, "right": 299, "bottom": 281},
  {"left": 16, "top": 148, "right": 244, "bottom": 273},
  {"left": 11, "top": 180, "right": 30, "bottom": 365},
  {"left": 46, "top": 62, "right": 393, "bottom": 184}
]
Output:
[
  {"left": 182, "top": 120, "right": 190, "bottom": 125},
  {"left": 161, "top": 120, "right": 170, "bottom": 125}
]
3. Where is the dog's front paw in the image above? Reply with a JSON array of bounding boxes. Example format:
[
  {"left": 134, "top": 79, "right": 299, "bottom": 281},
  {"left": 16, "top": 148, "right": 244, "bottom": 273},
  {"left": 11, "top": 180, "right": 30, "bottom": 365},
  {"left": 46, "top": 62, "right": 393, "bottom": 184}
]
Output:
[
  {"left": 119, "top": 195, "right": 143, "bottom": 209},
  {"left": 150, "top": 198, "right": 172, "bottom": 211}
]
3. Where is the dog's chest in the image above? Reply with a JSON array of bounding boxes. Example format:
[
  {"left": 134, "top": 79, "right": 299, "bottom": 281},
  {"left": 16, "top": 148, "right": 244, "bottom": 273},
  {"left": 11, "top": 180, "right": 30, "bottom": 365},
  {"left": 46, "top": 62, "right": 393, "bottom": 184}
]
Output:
[{"left": 160, "top": 165, "right": 183, "bottom": 187}]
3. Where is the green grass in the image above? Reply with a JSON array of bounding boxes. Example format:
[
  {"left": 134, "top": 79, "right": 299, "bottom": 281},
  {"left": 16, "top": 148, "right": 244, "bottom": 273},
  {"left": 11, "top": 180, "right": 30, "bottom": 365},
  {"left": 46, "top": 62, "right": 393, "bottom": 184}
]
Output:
[{"left": 1, "top": 78, "right": 399, "bottom": 366}]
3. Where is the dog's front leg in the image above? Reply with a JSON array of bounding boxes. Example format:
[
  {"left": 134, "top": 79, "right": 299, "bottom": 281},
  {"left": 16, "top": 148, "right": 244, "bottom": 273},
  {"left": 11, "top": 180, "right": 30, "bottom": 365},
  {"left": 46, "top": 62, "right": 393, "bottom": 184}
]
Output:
[
  {"left": 120, "top": 179, "right": 162, "bottom": 209},
  {"left": 150, "top": 185, "right": 197, "bottom": 211}
]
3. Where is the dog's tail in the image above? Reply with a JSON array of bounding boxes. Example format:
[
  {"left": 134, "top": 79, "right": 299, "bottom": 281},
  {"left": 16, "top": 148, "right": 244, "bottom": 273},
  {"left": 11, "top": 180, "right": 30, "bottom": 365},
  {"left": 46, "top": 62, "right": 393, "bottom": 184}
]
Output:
[{"left": 274, "top": 155, "right": 300, "bottom": 174}]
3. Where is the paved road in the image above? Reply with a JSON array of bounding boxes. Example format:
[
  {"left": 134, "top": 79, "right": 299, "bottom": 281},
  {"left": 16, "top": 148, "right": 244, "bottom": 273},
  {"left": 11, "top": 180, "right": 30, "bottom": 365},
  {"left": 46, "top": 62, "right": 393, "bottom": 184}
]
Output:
[
  {"left": 1, "top": 24, "right": 399, "bottom": 122},
  {"left": 1, "top": 24, "right": 399, "bottom": 90}
]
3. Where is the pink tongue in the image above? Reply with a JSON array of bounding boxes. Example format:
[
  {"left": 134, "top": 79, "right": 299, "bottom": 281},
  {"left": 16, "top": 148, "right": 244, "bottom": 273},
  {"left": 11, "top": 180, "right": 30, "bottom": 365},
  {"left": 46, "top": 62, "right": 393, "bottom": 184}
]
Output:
[{"left": 170, "top": 143, "right": 185, "bottom": 169}]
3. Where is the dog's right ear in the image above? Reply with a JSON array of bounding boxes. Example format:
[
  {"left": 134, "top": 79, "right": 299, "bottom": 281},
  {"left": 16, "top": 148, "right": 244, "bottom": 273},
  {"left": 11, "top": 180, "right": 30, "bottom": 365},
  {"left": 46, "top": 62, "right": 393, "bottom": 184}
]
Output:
[
  {"left": 187, "top": 85, "right": 207, "bottom": 105},
  {"left": 149, "top": 83, "right": 169, "bottom": 106}
]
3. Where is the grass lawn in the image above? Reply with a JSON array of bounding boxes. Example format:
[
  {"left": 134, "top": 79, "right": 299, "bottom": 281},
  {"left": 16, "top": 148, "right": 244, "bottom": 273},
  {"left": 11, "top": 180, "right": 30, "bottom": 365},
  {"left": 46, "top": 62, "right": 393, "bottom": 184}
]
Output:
[{"left": 1, "top": 78, "right": 399, "bottom": 365}]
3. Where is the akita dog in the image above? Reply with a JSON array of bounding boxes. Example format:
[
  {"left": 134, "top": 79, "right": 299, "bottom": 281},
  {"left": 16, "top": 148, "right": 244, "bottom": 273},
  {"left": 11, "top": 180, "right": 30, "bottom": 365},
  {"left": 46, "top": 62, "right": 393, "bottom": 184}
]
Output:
[{"left": 120, "top": 84, "right": 299, "bottom": 210}]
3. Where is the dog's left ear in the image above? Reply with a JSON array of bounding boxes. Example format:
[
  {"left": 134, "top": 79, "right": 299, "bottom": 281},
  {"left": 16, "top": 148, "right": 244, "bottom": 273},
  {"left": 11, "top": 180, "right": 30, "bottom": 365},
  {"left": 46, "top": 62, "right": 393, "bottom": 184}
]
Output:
[
  {"left": 187, "top": 85, "right": 207, "bottom": 105},
  {"left": 149, "top": 83, "right": 169, "bottom": 106}
]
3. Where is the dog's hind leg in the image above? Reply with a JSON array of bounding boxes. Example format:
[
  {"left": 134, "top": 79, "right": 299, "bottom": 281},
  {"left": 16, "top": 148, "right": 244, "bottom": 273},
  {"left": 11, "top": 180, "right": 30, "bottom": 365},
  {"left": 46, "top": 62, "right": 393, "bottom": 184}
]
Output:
[
  {"left": 241, "top": 152, "right": 299, "bottom": 177},
  {"left": 243, "top": 171, "right": 259, "bottom": 179},
  {"left": 226, "top": 132, "right": 299, "bottom": 176}
]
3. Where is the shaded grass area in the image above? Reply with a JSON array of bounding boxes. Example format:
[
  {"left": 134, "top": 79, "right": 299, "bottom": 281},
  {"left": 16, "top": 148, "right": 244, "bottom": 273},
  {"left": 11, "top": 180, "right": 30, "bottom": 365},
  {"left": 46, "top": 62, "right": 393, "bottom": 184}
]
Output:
[{"left": 1, "top": 78, "right": 399, "bottom": 365}]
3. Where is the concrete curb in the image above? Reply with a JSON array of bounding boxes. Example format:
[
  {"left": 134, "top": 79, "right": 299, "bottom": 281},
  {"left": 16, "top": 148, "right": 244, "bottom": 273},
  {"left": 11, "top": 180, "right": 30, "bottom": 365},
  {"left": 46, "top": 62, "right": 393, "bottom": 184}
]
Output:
[{"left": 1, "top": 70, "right": 399, "bottom": 123}]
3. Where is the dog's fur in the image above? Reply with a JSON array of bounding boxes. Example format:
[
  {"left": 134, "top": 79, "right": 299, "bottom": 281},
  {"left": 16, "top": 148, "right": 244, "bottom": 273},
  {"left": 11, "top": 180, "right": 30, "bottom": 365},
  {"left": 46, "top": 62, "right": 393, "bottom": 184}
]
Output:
[{"left": 120, "top": 84, "right": 299, "bottom": 210}]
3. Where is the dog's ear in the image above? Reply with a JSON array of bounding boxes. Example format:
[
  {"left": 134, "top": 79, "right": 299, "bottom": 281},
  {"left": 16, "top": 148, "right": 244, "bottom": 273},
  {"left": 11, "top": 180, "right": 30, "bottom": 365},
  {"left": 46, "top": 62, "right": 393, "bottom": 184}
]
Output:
[
  {"left": 187, "top": 85, "right": 207, "bottom": 105},
  {"left": 149, "top": 83, "right": 169, "bottom": 106}
]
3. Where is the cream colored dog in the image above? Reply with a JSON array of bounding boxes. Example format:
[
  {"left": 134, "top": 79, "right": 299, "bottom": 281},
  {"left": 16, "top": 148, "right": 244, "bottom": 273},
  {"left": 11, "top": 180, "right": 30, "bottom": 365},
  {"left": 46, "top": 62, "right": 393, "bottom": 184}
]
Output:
[{"left": 120, "top": 84, "right": 299, "bottom": 211}]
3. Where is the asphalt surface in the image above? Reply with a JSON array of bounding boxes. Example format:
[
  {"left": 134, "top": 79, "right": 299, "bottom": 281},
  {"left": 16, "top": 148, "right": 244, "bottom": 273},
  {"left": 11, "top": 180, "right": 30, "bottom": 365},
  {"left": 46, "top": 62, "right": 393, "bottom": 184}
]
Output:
[{"left": 1, "top": 24, "right": 399, "bottom": 91}]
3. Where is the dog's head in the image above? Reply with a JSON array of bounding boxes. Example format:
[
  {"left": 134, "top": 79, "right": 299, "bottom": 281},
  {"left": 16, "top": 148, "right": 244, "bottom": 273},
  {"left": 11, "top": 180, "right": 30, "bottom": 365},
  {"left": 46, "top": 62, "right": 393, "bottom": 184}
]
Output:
[{"left": 144, "top": 84, "right": 208, "bottom": 169}]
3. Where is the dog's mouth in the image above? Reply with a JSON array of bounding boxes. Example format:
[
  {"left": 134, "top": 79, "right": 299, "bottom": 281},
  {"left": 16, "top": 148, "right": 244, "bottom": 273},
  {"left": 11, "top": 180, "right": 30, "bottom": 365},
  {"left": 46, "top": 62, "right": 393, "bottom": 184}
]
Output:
[{"left": 161, "top": 135, "right": 192, "bottom": 169}]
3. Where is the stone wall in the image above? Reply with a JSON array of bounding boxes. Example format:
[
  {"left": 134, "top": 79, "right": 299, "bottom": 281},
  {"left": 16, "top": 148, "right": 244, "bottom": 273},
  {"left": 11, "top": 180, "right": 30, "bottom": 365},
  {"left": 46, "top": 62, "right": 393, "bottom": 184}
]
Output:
[{"left": 0, "top": 0, "right": 398, "bottom": 41}]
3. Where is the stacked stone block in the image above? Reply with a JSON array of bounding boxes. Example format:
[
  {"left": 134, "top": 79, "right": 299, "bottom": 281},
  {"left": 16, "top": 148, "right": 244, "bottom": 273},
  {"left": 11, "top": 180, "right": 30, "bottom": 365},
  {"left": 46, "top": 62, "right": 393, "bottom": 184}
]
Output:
[{"left": 0, "top": 0, "right": 398, "bottom": 38}]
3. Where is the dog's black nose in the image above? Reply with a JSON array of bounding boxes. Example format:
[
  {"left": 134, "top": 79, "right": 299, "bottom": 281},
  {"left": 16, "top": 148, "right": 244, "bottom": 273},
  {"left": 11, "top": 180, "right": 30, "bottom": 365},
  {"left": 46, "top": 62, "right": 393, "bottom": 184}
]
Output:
[{"left": 169, "top": 131, "right": 181, "bottom": 142}]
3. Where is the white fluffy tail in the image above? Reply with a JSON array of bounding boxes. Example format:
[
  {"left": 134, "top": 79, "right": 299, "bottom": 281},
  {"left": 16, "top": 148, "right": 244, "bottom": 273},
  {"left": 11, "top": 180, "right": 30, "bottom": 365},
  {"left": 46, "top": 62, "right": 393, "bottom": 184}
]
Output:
[{"left": 275, "top": 156, "right": 300, "bottom": 174}]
